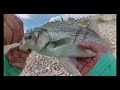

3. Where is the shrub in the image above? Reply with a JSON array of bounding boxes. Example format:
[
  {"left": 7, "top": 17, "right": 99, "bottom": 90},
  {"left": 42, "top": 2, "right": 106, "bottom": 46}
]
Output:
[
  {"left": 77, "top": 18, "right": 90, "bottom": 25},
  {"left": 96, "top": 17, "right": 105, "bottom": 23}
]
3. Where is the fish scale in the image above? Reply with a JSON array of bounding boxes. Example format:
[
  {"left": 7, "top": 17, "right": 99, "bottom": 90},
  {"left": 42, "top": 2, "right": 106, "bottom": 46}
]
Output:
[{"left": 48, "top": 31, "right": 77, "bottom": 42}]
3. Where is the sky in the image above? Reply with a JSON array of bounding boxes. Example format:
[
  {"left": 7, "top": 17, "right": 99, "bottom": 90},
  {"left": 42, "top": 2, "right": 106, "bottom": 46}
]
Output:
[{"left": 15, "top": 14, "right": 99, "bottom": 33}]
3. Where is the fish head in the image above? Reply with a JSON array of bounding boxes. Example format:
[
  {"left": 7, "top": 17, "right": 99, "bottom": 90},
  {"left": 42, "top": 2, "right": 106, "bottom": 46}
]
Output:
[
  {"left": 19, "top": 28, "right": 52, "bottom": 52},
  {"left": 19, "top": 31, "right": 39, "bottom": 51}
]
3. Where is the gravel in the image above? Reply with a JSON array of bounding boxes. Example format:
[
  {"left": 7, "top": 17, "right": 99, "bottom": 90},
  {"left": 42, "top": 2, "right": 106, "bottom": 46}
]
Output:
[{"left": 20, "top": 51, "right": 74, "bottom": 76}]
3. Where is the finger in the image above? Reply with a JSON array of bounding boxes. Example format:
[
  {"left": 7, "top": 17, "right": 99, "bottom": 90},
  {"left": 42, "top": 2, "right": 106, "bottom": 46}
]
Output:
[
  {"left": 76, "top": 60, "right": 93, "bottom": 76},
  {"left": 7, "top": 55, "right": 27, "bottom": 63},
  {"left": 4, "top": 14, "right": 20, "bottom": 44},
  {"left": 76, "top": 59, "right": 87, "bottom": 66},
  {"left": 6, "top": 46, "right": 20, "bottom": 59},
  {"left": 13, "top": 50, "right": 30, "bottom": 58},
  {"left": 76, "top": 61, "right": 84, "bottom": 72},
  {"left": 79, "top": 41, "right": 101, "bottom": 53},
  {"left": 93, "top": 52, "right": 104, "bottom": 62},
  {"left": 6, "top": 46, "right": 19, "bottom": 55},
  {"left": 6, "top": 56, "right": 14, "bottom": 62},
  {"left": 76, "top": 57, "right": 93, "bottom": 63},
  {"left": 6, "top": 46, "right": 30, "bottom": 58},
  {"left": 11, "top": 14, "right": 22, "bottom": 43},
  {"left": 13, "top": 15, "right": 24, "bottom": 42},
  {"left": 14, "top": 57, "right": 27, "bottom": 63},
  {"left": 13, "top": 48, "right": 31, "bottom": 58},
  {"left": 9, "top": 61, "right": 25, "bottom": 69},
  {"left": 4, "top": 20, "right": 13, "bottom": 45},
  {"left": 81, "top": 65, "right": 91, "bottom": 76}
]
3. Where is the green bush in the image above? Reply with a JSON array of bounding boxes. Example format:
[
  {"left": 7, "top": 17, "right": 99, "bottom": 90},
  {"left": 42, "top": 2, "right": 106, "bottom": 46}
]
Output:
[
  {"left": 112, "top": 17, "right": 116, "bottom": 20},
  {"left": 67, "top": 17, "right": 75, "bottom": 22},
  {"left": 96, "top": 17, "right": 105, "bottom": 23},
  {"left": 77, "top": 18, "right": 90, "bottom": 25}
]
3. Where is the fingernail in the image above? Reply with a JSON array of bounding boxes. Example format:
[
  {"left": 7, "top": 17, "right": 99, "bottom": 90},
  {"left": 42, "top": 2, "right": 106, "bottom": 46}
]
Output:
[
  {"left": 78, "top": 42, "right": 85, "bottom": 47},
  {"left": 8, "top": 56, "right": 12, "bottom": 59},
  {"left": 80, "top": 42, "right": 86, "bottom": 45},
  {"left": 8, "top": 56, "right": 14, "bottom": 61}
]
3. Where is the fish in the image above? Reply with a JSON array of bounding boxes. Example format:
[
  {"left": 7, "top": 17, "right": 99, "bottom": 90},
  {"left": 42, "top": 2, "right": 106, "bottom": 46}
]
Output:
[
  {"left": 19, "top": 20, "right": 104, "bottom": 57},
  {"left": 19, "top": 20, "right": 106, "bottom": 75}
]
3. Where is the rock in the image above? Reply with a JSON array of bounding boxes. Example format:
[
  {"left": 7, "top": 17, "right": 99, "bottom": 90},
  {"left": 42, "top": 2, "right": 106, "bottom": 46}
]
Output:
[{"left": 111, "top": 42, "right": 115, "bottom": 45}]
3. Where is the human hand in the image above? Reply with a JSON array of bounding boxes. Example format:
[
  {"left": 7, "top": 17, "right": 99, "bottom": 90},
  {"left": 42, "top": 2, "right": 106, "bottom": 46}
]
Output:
[
  {"left": 6, "top": 46, "right": 31, "bottom": 70},
  {"left": 4, "top": 14, "right": 24, "bottom": 45},
  {"left": 71, "top": 41, "right": 108, "bottom": 76}
]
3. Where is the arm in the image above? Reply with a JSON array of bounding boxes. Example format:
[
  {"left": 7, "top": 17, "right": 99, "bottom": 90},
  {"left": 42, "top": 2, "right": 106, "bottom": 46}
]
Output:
[
  {"left": 74, "top": 41, "right": 116, "bottom": 76},
  {"left": 86, "top": 53, "right": 116, "bottom": 76},
  {"left": 4, "top": 14, "right": 31, "bottom": 76}
]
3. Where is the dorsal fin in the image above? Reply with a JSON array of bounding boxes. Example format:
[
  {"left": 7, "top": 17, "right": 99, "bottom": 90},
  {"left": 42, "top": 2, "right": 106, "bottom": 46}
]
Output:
[{"left": 86, "top": 20, "right": 101, "bottom": 36}]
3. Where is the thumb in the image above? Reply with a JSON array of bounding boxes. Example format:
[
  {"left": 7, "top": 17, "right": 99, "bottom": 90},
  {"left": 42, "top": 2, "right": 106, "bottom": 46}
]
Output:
[{"left": 79, "top": 41, "right": 101, "bottom": 53}]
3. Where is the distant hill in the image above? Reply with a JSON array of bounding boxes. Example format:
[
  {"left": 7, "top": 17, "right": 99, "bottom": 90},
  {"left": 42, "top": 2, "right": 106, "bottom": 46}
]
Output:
[{"left": 25, "top": 14, "right": 116, "bottom": 33}]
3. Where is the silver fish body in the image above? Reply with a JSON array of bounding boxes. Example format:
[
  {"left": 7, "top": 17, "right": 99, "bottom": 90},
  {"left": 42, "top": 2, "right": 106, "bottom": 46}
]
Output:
[{"left": 19, "top": 20, "right": 103, "bottom": 57}]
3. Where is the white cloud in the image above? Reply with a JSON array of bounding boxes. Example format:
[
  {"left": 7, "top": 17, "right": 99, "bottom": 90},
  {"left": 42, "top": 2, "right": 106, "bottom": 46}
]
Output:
[
  {"left": 49, "top": 16, "right": 62, "bottom": 22},
  {"left": 49, "top": 14, "right": 99, "bottom": 22},
  {"left": 64, "top": 14, "right": 98, "bottom": 19},
  {"left": 15, "top": 14, "right": 30, "bottom": 20}
]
